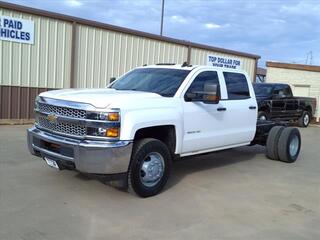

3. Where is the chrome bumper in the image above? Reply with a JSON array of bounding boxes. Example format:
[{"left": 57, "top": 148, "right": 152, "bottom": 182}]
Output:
[{"left": 27, "top": 126, "right": 132, "bottom": 174}]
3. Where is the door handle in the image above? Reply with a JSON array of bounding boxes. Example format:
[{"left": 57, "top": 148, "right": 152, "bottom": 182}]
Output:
[
  {"left": 217, "top": 107, "right": 227, "bottom": 111},
  {"left": 249, "top": 106, "right": 256, "bottom": 110}
]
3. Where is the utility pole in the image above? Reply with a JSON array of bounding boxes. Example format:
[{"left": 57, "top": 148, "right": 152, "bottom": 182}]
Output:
[{"left": 160, "top": 0, "right": 165, "bottom": 35}]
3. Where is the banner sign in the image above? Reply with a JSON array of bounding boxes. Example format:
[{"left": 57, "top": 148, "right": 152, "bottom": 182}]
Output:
[
  {"left": 0, "top": 16, "right": 34, "bottom": 44},
  {"left": 207, "top": 54, "right": 242, "bottom": 70}
]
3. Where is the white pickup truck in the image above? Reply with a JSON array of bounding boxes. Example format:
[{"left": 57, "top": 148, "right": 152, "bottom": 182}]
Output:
[{"left": 27, "top": 64, "right": 302, "bottom": 197}]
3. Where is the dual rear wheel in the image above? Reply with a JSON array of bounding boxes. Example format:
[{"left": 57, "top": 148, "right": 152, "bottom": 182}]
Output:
[{"left": 266, "top": 126, "right": 301, "bottom": 163}]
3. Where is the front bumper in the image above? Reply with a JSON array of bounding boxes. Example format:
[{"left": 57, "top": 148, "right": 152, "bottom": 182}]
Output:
[{"left": 27, "top": 126, "right": 132, "bottom": 174}]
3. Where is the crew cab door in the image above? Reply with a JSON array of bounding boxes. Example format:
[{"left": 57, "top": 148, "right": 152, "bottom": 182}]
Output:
[
  {"left": 181, "top": 70, "right": 256, "bottom": 155},
  {"left": 181, "top": 70, "right": 227, "bottom": 154},
  {"left": 271, "top": 86, "right": 287, "bottom": 118},
  {"left": 221, "top": 71, "right": 257, "bottom": 146},
  {"left": 283, "top": 86, "right": 301, "bottom": 117}
]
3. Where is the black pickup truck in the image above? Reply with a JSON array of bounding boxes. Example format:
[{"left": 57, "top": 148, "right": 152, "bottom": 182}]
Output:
[{"left": 253, "top": 83, "right": 317, "bottom": 127}]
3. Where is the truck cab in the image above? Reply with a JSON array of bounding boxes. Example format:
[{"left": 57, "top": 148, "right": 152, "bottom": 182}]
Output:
[
  {"left": 28, "top": 64, "right": 301, "bottom": 197},
  {"left": 108, "top": 64, "right": 258, "bottom": 155}
]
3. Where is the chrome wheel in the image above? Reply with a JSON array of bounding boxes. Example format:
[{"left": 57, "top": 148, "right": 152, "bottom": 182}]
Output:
[
  {"left": 303, "top": 113, "right": 309, "bottom": 126},
  {"left": 140, "top": 152, "right": 165, "bottom": 187},
  {"left": 289, "top": 135, "right": 299, "bottom": 157},
  {"left": 259, "top": 115, "right": 267, "bottom": 121}
]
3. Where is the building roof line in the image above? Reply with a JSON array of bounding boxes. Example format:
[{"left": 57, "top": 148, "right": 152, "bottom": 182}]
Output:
[
  {"left": 267, "top": 61, "right": 320, "bottom": 73},
  {"left": 0, "top": 1, "right": 260, "bottom": 60}
]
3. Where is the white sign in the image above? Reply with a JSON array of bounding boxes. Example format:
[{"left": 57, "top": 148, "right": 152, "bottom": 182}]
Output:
[
  {"left": 0, "top": 16, "right": 34, "bottom": 44},
  {"left": 207, "top": 54, "right": 242, "bottom": 70}
]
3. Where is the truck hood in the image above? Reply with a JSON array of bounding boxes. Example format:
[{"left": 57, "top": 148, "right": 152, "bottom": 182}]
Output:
[{"left": 39, "top": 88, "right": 162, "bottom": 109}]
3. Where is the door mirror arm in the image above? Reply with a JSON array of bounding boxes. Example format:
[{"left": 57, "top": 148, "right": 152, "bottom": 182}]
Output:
[{"left": 109, "top": 77, "right": 116, "bottom": 84}]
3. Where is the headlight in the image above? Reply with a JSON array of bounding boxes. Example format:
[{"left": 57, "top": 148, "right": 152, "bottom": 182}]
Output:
[
  {"left": 87, "top": 127, "right": 120, "bottom": 138},
  {"left": 86, "top": 110, "right": 120, "bottom": 138},
  {"left": 97, "top": 112, "right": 119, "bottom": 121},
  {"left": 87, "top": 111, "right": 120, "bottom": 121}
]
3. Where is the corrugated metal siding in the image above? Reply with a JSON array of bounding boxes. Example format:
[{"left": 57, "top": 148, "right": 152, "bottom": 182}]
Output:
[
  {"left": 0, "top": 86, "right": 53, "bottom": 119},
  {"left": 0, "top": 5, "right": 259, "bottom": 120},
  {"left": 190, "top": 48, "right": 256, "bottom": 81},
  {"left": 75, "top": 24, "right": 189, "bottom": 88},
  {"left": 0, "top": 8, "right": 72, "bottom": 88}
]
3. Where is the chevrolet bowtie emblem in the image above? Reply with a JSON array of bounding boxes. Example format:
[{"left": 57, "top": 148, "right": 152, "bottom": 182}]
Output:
[{"left": 47, "top": 114, "right": 58, "bottom": 123}]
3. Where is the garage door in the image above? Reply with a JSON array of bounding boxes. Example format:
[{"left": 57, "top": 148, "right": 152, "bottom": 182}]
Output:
[{"left": 293, "top": 85, "right": 310, "bottom": 97}]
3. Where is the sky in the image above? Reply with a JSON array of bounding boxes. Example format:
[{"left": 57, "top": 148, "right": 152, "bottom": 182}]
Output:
[{"left": 4, "top": 0, "right": 320, "bottom": 67}]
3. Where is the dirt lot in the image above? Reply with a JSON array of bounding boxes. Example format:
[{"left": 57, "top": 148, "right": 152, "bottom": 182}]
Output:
[{"left": 0, "top": 125, "right": 319, "bottom": 240}]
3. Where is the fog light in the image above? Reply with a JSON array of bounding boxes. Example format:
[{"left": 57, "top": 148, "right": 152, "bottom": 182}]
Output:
[{"left": 106, "top": 128, "right": 119, "bottom": 137}]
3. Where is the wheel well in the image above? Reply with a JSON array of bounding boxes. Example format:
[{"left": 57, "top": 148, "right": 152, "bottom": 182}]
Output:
[
  {"left": 305, "top": 105, "right": 312, "bottom": 114},
  {"left": 259, "top": 107, "right": 268, "bottom": 113},
  {"left": 134, "top": 125, "right": 176, "bottom": 155}
]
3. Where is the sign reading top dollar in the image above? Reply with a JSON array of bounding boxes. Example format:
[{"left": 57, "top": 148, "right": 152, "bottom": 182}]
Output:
[
  {"left": 0, "top": 16, "right": 34, "bottom": 44},
  {"left": 207, "top": 54, "right": 242, "bottom": 70}
]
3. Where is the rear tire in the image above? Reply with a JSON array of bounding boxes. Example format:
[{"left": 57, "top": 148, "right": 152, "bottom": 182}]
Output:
[
  {"left": 266, "top": 126, "right": 285, "bottom": 160},
  {"left": 278, "top": 127, "right": 301, "bottom": 163},
  {"left": 258, "top": 111, "right": 268, "bottom": 121},
  {"left": 298, "top": 111, "right": 311, "bottom": 127},
  {"left": 128, "top": 138, "right": 172, "bottom": 198}
]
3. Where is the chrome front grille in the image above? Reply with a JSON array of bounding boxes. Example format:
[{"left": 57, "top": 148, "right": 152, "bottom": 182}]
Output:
[
  {"left": 38, "top": 102, "right": 86, "bottom": 119},
  {"left": 36, "top": 102, "right": 87, "bottom": 137},
  {"left": 35, "top": 97, "right": 120, "bottom": 140},
  {"left": 38, "top": 116, "right": 86, "bottom": 136}
]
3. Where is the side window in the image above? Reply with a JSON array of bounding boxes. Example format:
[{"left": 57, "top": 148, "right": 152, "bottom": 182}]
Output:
[
  {"left": 273, "top": 86, "right": 281, "bottom": 95},
  {"left": 283, "top": 86, "right": 292, "bottom": 97},
  {"left": 224, "top": 72, "right": 250, "bottom": 100},
  {"left": 186, "top": 71, "right": 220, "bottom": 94},
  {"left": 273, "top": 85, "right": 291, "bottom": 98}
]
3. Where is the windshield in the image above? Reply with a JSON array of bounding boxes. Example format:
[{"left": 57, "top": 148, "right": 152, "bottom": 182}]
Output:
[
  {"left": 253, "top": 84, "right": 274, "bottom": 96},
  {"left": 109, "top": 68, "right": 191, "bottom": 97}
]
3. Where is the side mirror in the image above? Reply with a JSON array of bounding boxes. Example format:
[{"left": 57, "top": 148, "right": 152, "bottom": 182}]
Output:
[
  {"left": 185, "top": 83, "right": 220, "bottom": 104},
  {"left": 109, "top": 77, "right": 116, "bottom": 83}
]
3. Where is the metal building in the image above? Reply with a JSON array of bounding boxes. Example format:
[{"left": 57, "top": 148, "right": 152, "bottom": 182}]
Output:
[{"left": 0, "top": 1, "right": 260, "bottom": 122}]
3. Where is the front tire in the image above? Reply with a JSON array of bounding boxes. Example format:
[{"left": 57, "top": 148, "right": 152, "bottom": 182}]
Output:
[
  {"left": 128, "top": 138, "right": 172, "bottom": 197},
  {"left": 298, "top": 111, "right": 311, "bottom": 127}
]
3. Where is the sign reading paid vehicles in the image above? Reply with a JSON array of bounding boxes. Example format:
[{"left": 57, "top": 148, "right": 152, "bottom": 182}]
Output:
[
  {"left": 207, "top": 54, "right": 242, "bottom": 70},
  {"left": 0, "top": 16, "right": 34, "bottom": 44}
]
